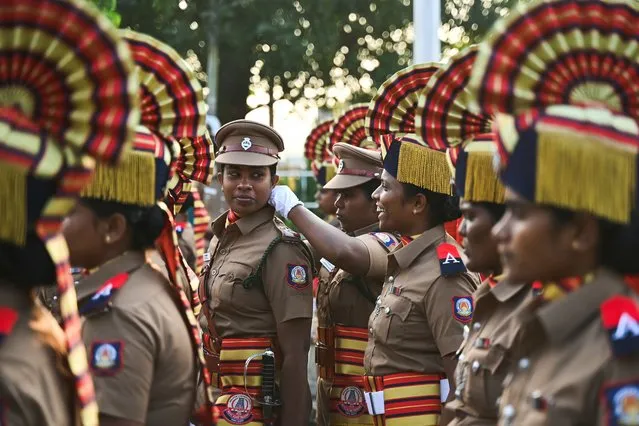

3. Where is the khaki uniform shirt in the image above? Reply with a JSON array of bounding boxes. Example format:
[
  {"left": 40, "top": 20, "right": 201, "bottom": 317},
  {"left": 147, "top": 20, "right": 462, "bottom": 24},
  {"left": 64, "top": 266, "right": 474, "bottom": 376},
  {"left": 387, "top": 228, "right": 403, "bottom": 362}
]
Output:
[
  {"left": 0, "top": 286, "right": 75, "bottom": 426},
  {"left": 77, "top": 251, "right": 196, "bottom": 425},
  {"left": 497, "top": 268, "right": 639, "bottom": 426},
  {"left": 316, "top": 223, "right": 394, "bottom": 329},
  {"left": 365, "top": 225, "right": 479, "bottom": 376},
  {"left": 445, "top": 278, "right": 533, "bottom": 425},
  {"left": 201, "top": 207, "right": 313, "bottom": 338},
  {"left": 315, "top": 225, "right": 399, "bottom": 426}
]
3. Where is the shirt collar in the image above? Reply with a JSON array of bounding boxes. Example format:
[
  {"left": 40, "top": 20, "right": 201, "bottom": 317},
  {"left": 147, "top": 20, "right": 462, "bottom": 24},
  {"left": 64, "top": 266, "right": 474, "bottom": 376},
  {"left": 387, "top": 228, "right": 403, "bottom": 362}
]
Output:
[
  {"left": 490, "top": 280, "right": 530, "bottom": 303},
  {"left": 76, "top": 251, "right": 146, "bottom": 301},
  {"left": 391, "top": 224, "right": 445, "bottom": 270},
  {"left": 534, "top": 268, "right": 628, "bottom": 345},
  {"left": 212, "top": 206, "right": 275, "bottom": 238}
]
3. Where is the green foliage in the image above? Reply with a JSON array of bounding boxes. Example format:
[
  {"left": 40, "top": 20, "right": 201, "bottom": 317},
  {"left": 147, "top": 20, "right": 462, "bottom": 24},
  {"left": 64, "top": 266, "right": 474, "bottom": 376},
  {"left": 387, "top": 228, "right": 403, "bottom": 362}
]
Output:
[
  {"left": 112, "top": 0, "right": 523, "bottom": 116},
  {"left": 89, "top": 0, "right": 121, "bottom": 26}
]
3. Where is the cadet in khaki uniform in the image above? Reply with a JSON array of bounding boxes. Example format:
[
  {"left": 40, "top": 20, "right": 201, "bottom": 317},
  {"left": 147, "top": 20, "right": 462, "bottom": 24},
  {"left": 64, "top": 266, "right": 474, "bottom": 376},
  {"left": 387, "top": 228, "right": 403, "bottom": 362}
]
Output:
[
  {"left": 413, "top": 46, "right": 532, "bottom": 425},
  {"left": 312, "top": 143, "right": 399, "bottom": 426},
  {"left": 63, "top": 29, "right": 216, "bottom": 426},
  {"left": 200, "top": 119, "right": 314, "bottom": 425},
  {"left": 272, "top": 68, "right": 480, "bottom": 426},
  {"left": 0, "top": 1, "right": 139, "bottom": 424},
  {"left": 467, "top": 1, "right": 639, "bottom": 423},
  {"left": 270, "top": 135, "right": 479, "bottom": 425},
  {"left": 63, "top": 128, "right": 200, "bottom": 425}
]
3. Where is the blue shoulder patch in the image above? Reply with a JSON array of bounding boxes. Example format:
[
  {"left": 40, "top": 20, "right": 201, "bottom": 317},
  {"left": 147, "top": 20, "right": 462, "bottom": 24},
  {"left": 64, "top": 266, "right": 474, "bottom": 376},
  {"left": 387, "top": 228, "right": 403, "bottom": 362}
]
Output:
[
  {"left": 603, "top": 382, "right": 639, "bottom": 426},
  {"left": 371, "top": 232, "right": 400, "bottom": 251},
  {"left": 90, "top": 340, "right": 123, "bottom": 376}
]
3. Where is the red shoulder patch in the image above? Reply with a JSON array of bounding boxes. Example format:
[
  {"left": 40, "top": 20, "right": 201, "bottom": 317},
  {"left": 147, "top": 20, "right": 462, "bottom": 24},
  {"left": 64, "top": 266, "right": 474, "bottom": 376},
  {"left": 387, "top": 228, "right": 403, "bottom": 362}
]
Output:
[
  {"left": 78, "top": 272, "right": 130, "bottom": 315},
  {"left": 0, "top": 307, "right": 18, "bottom": 344},
  {"left": 436, "top": 243, "right": 467, "bottom": 276},
  {"left": 601, "top": 296, "right": 639, "bottom": 357}
]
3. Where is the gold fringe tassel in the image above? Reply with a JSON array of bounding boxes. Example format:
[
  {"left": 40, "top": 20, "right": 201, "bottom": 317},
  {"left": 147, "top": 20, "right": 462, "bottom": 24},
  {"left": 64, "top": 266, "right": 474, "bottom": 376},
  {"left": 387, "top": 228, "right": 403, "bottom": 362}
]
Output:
[
  {"left": 465, "top": 152, "right": 505, "bottom": 203},
  {"left": 0, "top": 164, "right": 27, "bottom": 246},
  {"left": 397, "top": 143, "right": 452, "bottom": 195},
  {"left": 326, "top": 165, "right": 336, "bottom": 182},
  {"left": 81, "top": 151, "right": 157, "bottom": 206},
  {"left": 536, "top": 132, "right": 636, "bottom": 224}
]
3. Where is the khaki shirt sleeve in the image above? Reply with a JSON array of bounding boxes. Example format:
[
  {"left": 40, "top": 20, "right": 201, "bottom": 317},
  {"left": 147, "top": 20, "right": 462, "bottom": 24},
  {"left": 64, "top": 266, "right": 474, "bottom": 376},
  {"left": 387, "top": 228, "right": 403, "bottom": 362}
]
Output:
[
  {"left": 83, "top": 310, "right": 157, "bottom": 423},
  {"left": 262, "top": 242, "right": 313, "bottom": 323},
  {"left": 422, "top": 274, "right": 475, "bottom": 357},
  {"left": 358, "top": 234, "right": 389, "bottom": 279}
]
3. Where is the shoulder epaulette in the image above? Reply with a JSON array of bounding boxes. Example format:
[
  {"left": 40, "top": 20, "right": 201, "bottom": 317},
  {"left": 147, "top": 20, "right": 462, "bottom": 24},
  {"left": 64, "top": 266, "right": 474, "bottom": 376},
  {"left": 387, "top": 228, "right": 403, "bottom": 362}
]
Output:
[
  {"left": 436, "top": 242, "right": 467, "bottom": 276},
  {"left": 601, "top": 295, "right": 639, "bottom": 357},
  {"left": 242, "top": 220, "right": 315, "bottom": 290},
  {"left": 78, "top": 272, "right": 130, "bottom": 316},
  {"left": 0, "top": 307, "right": 18, "bottom": 344},
  {"left": 273, "top": 217, "right": 302, "bottom": 241},
  {"left": 370, "top": 232, "right": 401, "bottom": 252}
]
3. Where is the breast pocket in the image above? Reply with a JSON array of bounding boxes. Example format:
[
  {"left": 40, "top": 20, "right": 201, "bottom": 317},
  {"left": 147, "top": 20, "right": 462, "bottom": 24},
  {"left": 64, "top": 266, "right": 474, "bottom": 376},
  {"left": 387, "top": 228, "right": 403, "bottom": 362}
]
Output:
[
  {"left": 462, "top": 345, "right": 508, "bottom": 418},
  {"left": 212, "top": 262, "right": 254, "bottom": 309},
  {"left": 374, "top": 293, "right": 412, "bottom": 344}
]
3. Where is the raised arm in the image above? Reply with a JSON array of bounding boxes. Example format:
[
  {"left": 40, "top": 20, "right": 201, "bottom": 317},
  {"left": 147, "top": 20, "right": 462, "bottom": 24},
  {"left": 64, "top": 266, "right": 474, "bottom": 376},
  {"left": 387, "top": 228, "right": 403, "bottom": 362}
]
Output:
[{"left": 269, "top": 186, "right": 372, "bottom": 276}]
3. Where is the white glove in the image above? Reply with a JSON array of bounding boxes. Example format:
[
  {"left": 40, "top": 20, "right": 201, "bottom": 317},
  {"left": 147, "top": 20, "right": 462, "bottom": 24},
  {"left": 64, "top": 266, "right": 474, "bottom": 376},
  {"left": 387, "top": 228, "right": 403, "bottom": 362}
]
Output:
[{"left": 269, "top": 185, "right": 303, "bottom": 218}]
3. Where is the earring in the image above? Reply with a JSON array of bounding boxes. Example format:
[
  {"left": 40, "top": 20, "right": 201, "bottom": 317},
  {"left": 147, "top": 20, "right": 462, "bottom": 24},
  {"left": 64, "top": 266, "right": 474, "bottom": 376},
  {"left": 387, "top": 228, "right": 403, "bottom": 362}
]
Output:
[
  {"left": 413, "top": 210, "right": 417, "bottom": 215},
  {"left": 105, "top": 235, "right": 111, "bottom": 244}
]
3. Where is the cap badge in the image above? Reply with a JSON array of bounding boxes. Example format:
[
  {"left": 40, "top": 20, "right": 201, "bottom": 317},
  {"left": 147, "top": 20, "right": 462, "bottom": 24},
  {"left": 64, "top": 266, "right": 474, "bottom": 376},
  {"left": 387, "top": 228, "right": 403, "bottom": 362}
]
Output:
[
  {"left": 338, "top": 159, "right": 345, "bottom": 173},
  {"left": 241, "top": 137, "right": 252, "bottom": 150}
]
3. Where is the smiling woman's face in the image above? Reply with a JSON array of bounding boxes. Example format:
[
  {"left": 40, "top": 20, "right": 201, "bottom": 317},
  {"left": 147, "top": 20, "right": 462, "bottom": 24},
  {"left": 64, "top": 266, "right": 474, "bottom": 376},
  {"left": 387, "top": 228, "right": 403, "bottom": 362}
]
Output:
[
  {"left": 371, "top": 169, "right": 416, "bottom": 234},
  {"left": 217, "top": 164, "right": 277, "bottom": 217}
]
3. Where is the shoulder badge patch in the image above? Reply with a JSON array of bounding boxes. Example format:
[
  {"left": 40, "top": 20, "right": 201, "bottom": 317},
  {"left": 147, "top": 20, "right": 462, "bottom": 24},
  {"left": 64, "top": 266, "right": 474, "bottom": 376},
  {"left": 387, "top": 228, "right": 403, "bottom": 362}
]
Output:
[
  {"left": 452, "top": 296, "right": 474, "bottom": 324},
  {"left": 371, "top": 232, "right": 400, "bottom": 251},
  {"left": 603, "top": 382, "right": 639, "bottom": 426},
  {"left": 437, "top": 243, "right": 467, "bottom": 276},
  {"left": 601, "top": 296, "right": 639, "bottom": 357},
  {"left": 78, "top": 272, "right": 130, "bottom": 316},
  {"left": 90, "top": 340, "right": 123, "bottom": 376},
  {"left": 0, "top": 307, "right": 19, "bottom": 345},
  {"left": 175, "top": 221, "right": 187, "bottom": 235},
  {"left": 287, "top": 264, "right": 310, "bottom": 290}
]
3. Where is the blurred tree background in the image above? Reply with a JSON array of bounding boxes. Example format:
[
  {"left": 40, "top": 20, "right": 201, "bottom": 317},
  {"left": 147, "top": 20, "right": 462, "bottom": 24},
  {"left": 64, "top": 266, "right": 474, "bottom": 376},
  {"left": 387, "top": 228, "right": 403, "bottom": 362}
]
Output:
[{"left": 103, "top": 0, "right": 518, "bottom": 124}]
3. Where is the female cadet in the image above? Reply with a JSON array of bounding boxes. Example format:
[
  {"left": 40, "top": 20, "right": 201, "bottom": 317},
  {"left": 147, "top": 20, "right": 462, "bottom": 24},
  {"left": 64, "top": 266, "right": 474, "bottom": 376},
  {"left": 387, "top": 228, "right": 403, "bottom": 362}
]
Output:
[
  {"left": 0, "top": 1, "right": 138, "bottom": 424},
  {"left": 414, "top": 46, "right": 531, "bottom": 425},
  {"left": 63, "top": 31, "right": 216, "bottom": 426},
  {"left": 467, "top": 0, "right": 639, "bottom": 423},
  {"left": 311, "top": 142, "right": 397, "bottom": 426},
  {"left": 270, "top": 63, "right": 479, "bottom": 426},
  {"left": 199, "top": 119, "right": 314, "bottom": 425}
]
